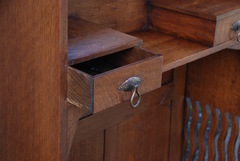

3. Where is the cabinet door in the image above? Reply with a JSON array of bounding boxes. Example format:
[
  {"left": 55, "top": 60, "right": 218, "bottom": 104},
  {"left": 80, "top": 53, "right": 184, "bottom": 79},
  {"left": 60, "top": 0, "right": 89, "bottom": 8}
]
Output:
[
  {"left": 104, "top": 94, "right": 171, "bottom": 161},
  {"left": 68, "top": 85, "right": 173, "bottom": 161}
]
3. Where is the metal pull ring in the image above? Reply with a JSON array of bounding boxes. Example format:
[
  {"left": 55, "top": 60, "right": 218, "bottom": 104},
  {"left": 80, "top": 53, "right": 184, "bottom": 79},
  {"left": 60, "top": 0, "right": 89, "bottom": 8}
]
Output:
[
  {"left": 119, "top": 76, "right": 141, "bottom": 108},
  {"left": 231, "top": 20, "right": 240, "bottom": 41},
  {"left": 130, "top": 86, "right": 141, "bottom": 108}
]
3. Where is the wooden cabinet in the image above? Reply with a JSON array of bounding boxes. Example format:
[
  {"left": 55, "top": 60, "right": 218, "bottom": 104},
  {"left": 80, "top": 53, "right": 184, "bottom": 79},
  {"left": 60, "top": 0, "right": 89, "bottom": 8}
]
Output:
[{"left": 1, "top": 0, "right": 240, "bottom": 161}]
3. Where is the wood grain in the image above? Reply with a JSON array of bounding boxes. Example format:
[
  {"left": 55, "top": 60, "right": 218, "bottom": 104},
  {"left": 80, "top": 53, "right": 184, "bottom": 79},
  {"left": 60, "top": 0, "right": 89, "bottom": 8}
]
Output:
[
  {"left": 187, "top": 49, "right": 240, "bottom": 161},
  {"left": 68, "top": 47, "right": 163, "bottom": 114},
  {"left": 169, "top": 65, "right": 187, "bottom": 161},
  {"left": 67, "top": 103, "right": 91, "bottom": 158},
  {"left": 68, "top": 18, "right": 104, "bottom": 38},
  {"left": 131, "top": 30, "right": 238, "bottom": 72},
  {"left": 69, "top": 84, "right": 173, "bottom": 161},
  {"left": 150, "top": 7, "right": 216, "bottom": 46},
  {"left": 67, "top": 67, "right": 93, "bottom": 112},
  {"left": 215, "top": 12, "right": 240, "bottom": 45},
  {"left": 68, "top": 130, "right": 104, "bottom": 161},
  {"left": 68, "top": 19, "right": 143, "bottom": 65},
  {"left": 150, "top": 0, "right": 240, "bottom": 21},
  {"left": 68, "top": 0, "right": 148, "bottom": 33},
  {"left": 93, "top": 49, "right": 162, "bottom": 113},
  {"left": 0, "top": 1, "right": 67, "bottom": 161},
  {"left": 73, "top": 84, "right": 173, "bottom": 143},
  {"left": 150, "top": 1, "right": 240, "bottom": 45},
  {"left": 104, "top": 100, "right": 171, "bottom": 161}
]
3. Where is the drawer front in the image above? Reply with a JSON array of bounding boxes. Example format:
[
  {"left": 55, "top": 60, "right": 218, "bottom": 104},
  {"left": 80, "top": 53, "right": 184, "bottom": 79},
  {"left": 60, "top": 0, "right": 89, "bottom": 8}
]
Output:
[
  {"left": 215, "top": 12, "right": 240, "bottom": 45},
  {"left": 93, "top": 56, "right": 162, "bottom": 113},
  {"left": 67, "top": 47, "right": 163, "bottom": 114}
]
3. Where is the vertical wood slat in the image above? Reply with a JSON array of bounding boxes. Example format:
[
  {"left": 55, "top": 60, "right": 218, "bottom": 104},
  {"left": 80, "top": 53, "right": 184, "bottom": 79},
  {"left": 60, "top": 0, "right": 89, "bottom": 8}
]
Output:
[{"left": 183, "top": 98, "right": 240, "bottom": 161}]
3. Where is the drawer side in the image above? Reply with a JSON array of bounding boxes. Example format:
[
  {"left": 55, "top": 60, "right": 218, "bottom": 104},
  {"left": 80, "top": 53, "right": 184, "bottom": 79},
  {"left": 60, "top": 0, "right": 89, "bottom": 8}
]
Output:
[{"left": 67, "top": 67, "right": 93, "bottom": 113}]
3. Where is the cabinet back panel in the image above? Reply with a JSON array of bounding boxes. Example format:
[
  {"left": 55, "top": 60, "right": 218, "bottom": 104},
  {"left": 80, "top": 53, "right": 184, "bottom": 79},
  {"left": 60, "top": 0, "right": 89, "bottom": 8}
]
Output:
[
  {"left": 187, "top": 50, "right": 240, "bottom": 161},
  {"left": 68, "top": 0, "right": 148, "bottom": 33}
]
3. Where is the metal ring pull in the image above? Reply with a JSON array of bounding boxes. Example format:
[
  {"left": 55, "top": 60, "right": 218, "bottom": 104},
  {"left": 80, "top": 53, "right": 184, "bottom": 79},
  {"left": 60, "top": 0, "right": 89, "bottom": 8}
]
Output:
[
  {"left": 119, "top": 76, "right": 142, "bottom": 108},
  {"left": 231, "top": 20, "right": 240, "bottom": 41},
  {"left": 130, "top": 86, "right": 141, "bottom": 108}
]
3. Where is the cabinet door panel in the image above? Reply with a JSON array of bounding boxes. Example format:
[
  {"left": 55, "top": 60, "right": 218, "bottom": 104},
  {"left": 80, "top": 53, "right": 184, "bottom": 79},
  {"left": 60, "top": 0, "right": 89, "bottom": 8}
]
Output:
[
  {"left": 105, "top": 101, "right": 171, "bottom": 161},
  {"left": 68, "top": 130, "right": 104, "bottom": 161}
]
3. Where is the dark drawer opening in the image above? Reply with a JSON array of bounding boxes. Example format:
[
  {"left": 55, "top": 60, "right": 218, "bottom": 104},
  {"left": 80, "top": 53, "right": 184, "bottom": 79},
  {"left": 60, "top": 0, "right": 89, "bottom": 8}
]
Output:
[{"left": 71, "top": 47, "right": 156, "bottom": 76}]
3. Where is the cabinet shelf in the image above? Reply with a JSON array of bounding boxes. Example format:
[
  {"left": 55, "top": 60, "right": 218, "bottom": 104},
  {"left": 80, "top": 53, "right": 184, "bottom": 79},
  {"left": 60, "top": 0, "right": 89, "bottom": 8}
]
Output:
[
  {"left": 68, "top": 18, "right": 142, "bottom": 65},
  {"left": 131, "top": 30, "right": 237, "bottom": 72}
]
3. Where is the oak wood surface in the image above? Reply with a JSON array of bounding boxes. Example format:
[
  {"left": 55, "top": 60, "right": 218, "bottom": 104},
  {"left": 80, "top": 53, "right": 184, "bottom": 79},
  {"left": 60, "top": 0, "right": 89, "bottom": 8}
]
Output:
[
  {"left": 0, "top": 1, "right": 67, "bottom": 161},
  {"left": 68, "top": 130, "right": 104, "bottom": 161},
  {"left": 169, "top": 66, "right": 187, "bottom": 161},
  {"left": 215, "top": 12, "right": 240, "bottom": 45},
  {"left": 69, "top": 83, "right": 173, "bottom": 161},
  {"left": 150, "top": 7, "right": 216, "bottom": 46},
  {"left": 104, "top": 99, "right": 171, "bottom": 161},
  {"left": 72, "top": 84, "right": 173, "bottom": 143},
  {"left": 68, "top": 47, "right": 163, "bottom": 114},
  {"left": 68, "top": 19, "right": 143, "bottom": 65},
  {"left": 93, "top": 50, "right": 162, "bottom": 113},
  {"left": 67, "top": 103, "right": 91, "bottom": 158},
  {"left": 131, "top": 30, "right": 238, "bottom": 72},
  {"left": 150, "top": 1, "right": 240, "bottom": 45},
  {"left": 68, "top": 0, "right": 148, "bottom": 33},
  {"left": 150, "top": 0, "right": 240, "bottom": 21},
  {"left": 67, "top": 67, "right": 93, "bottom": 112}
]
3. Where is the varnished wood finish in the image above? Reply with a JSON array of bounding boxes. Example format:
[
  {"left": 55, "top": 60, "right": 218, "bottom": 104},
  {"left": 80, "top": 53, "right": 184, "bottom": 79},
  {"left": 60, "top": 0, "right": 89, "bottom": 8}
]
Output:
[
  {"left": 93, "top": 50, "right": 162, "bottom": 113},
  {"left": 187, "top": 50, "right": 240, "bottom": 160},
  {"left": 69, "top": 84, "right": 173, "bottom": 161},
  {"left": 67, "top": 103, "right": 91, "bottom": 157},
  {"left": 169, "top": 66, "right": 187, "bottom": 161},
  {"left": 68, "top": 0, "right": 148, "bottom": 33},
  {"left": 68, "top": 19, "right": 142, "bottom": 65},
  {"left": 68, "top": 47, "right": 163, "bottom": 113},
  {"left": 150, "top": 0, "right": 240, "bottom": 21},
  {"left": 67, "top": 67, "right": 93, "bottom": 111},
  {"left": 68, "top": 18, "right": 104, "bottom": 38},
  {"left": 72, "top": 84, "right": 173, "bottom": 144},
  {"left": 0, "top": 1, "right": 67, "bottom": 161},
  {"left": 68, "top": 130, "right": 104, "bottom": 161},
  {"left": 150, "top": 7, "right": 216, "bottom": 46},
  {"left": 215, "top": 12, "right": 240, "bottom": 45},
  {"left": 131, "top": 30, "right": 238, "bottom": 72},
  {"left": 150, "top": 0, "right": 240, "bottom": 46},
  {"left": 105, "top": 101, "right": 171, "bottom": 161}
]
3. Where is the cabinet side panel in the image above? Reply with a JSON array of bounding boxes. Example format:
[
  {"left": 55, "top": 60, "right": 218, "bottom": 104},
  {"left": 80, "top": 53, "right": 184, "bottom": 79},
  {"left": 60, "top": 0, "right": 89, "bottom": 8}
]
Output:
[{"left": 0, "top": 1, "right": 67, "bottom": 161}]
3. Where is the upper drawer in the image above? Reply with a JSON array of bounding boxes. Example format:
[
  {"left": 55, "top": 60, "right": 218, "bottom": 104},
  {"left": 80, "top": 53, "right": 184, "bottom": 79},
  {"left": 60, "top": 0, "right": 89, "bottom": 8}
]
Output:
[
  {"left": 150, "top": 0, "right": 240, "bottom": 46},
  {"left": 67, "top": 47, "right": 163, "bottom": 114}
]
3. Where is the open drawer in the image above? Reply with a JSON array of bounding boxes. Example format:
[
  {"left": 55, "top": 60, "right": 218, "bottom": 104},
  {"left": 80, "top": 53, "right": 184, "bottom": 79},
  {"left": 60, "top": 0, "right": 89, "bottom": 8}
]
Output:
[{"left": 67, "top": 47, "right": 163, "bottom": 114}]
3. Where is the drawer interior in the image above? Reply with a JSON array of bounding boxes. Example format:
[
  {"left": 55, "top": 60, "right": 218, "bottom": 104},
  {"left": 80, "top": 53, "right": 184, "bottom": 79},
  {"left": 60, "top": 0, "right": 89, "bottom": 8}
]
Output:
[{"left": 71, "top": 47, "right": 156, "bottom": 76}]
